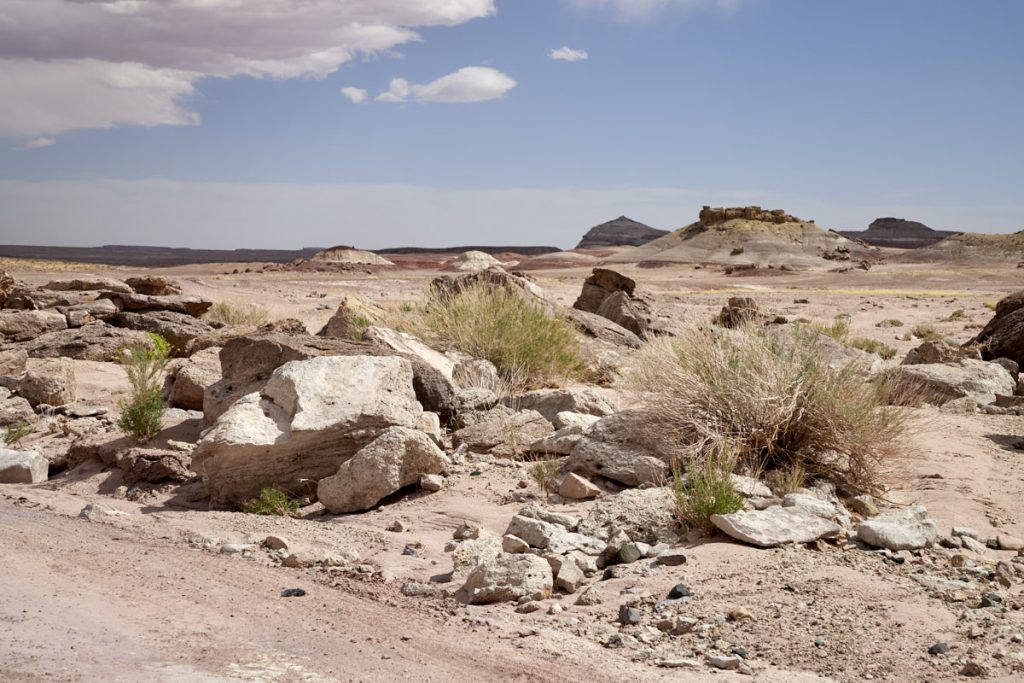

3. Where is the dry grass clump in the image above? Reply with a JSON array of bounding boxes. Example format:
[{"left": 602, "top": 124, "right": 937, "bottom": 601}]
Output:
[
  {"left": 672, "top": 447, "right": 744, "bottom": 531},
  {"left": 528, "top": 458, "right": 562, "bottom": 501},
  {"left": 810, "top": 315, "right": 851, "bottom": 343},
  {"left": 206, "top": 301, "right": 271, "bottom": 326},
  {"left": 629, "top": 324, "right": 911, "bottom": 495},
  {"left": 849, "top": 337, "right": 897, "bottom": 360},
  {"left": 416, "top": 282, "right": 584, "bottom": 389},
  {"left": 911, "top": 323, "right": 944, "bottom": 342},
  {"left": 876, "top": 319, "right": 904, "bottom": 328},
  {"left": 3, "top": 422, "right": 35, "bottom": 448}
]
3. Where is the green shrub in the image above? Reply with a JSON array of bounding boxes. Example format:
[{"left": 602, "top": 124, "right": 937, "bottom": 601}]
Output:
[
  {"left": 116, "top": 334, "right": 170, "bottom": 442},
  {"left": 241, "top": 486, "right": 301, "bottom": 516},
  {"left": 528, "top": 459, "right": 562, "bottom": 500},
  {"left": 630, "top": 325, "right": 911, "bottom": 495},
  {"left": 911, "top": 323, "right": 943, "bottom": 342},
  {"left": 673, "top": 452, "right": 744, "bottom": 532},
  {"left": 2, "top": 422, "right": 35, "bottom": 447},
  {"left": 418, "top": 282, "right": 584, "bottom": 389},
  {"left": 849, "top": 337, "right": 897, "bottom": 360},
  {"left": 206, "top": 301, "right": 270, "bottom": 326}
]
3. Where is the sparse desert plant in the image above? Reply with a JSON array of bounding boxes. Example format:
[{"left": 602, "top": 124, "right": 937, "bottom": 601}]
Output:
[
  {"left": 116, "top": 333, "right": 170, "bottom": 442},
  {"left": 528, "top": 458, "right": 562, "bottom": 500},
  {"left": 3, "top": 422, "right": 35, "bottom": 447},
  {"left": 875, "top": 319, "right": 904, "bottom": 328},
  {"left": 241, "top": 486, "right": 301, "bottom": 516},
  {"left": 849, "top": 337, "right": 897, "bottom": 360},
  {"left": 629, "top": 325, "right": 911, "bottom": 495},
  {"left": 911, "top": 323, "right": 943, "bottom": 342},
  {"left": 984, "top": 300, "right": 998, "bottom": 312},
  {"left": 206, "top": 301, "right": 271, "bottom": 326},
  {"left": 672, "top": 449, "right": 744, "bottom": 531},
  {"left": 811, "top": 315, "right": 851, "bottom": 343},
  {"left": 417, "top": 282, "right": 584, "bottom": 388},
  {"left": 767, "top": 463, "right": 807, "bottom": 495},
  {"left": 943, "top": 309, "right": 966, "bottom": 322}
]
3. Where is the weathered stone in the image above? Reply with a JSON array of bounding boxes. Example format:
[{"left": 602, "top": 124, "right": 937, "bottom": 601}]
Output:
[
  {"left": 501, "top": 534, "right": 530, "bottom": 554},
  {"left": 888, "top": 360, "right": 1015, "bottom": 406},
  {"left": 0, "top": 347, "right": 28, "bottom": 377},
  {"left": 64, "top": 298, "right": 119, "bottom": 325},
  {"left": 528, "top": 424, "right": 584, "bottom": 456},
  {"left": 0, "top": 310, "right": 67, "bottom": 342},
  {"left": 165, "top": 347, "right": 221, "bottom": 411},
  {"left": 970, "top": 290, "right": 1024, "bottom": 365},
  {"left": 0, "top": 396, "right": 34, "bottom": 427},
  {"left": 730, "top": 474, "right": 772, "bottom": 498},
  {"left": 317, "top": 427, "right": 449, "bottom": 513},
  {"left": 21, "top": 326, "right": 155, "bottom": 362},
  {"left": 363, "top": 326, "right": 456, "bottom": 381},
  {"left": 505, "top": 515, "right": 605, "bottom": 556},
  {"left": 518, "top": 505, "right": 580, "bottom": 531},
  {"left": 577, "top": 488, "right": 678, "bottom": 544},
  {"left": 573, "top": 268, "right": 652, "bottom": 337},
  {"left": 461, "top": 553, "right": 553, "bottom": 605},
  {"left": 451, "top": 536, "right": 503, "bottom": 581},
  {"left": 99, "top": 292, "right": 212, "bottom": 318},
  {"left": 452, "top": 409, "right": 553, "bottom": 459},
  {"left": 120, "top": 448, "right": 192, "bottom": 484},
  {"left": 451, "top": 358, "right": 500, "bottom": 391},
  {"left": 124, "top": 276, "right": 182, "bottom": 296},
  {"left": 903, "top": 339, "right": 978, "bottom": 365},
  {"left": 0, "top": 448, "right": 48, "bottom": 484},
  {"left": 566, "top": 412, "right": 668, "bottom": 487},
  {"left": 711, "top": 507, "right": 842, "bottom": 547},
  {"left": 43, "top": 278, "right": 132, "bottom": 294},
  {"left": 856, "top": 506, "right": 939, "bottom": 550},
  {"left": 316, "top": 296, "right": 381, "bottom": 339},
  {"left": 715, "top": 297, "right": 784, "bottom": 328},
  {"left": 113, "top": 311, "right": 213, "bottom": 356},
  {"left": 553, "top": 411, "right": 601, "bottom": 430},
  {"left": 192, "top": 355, "right": 423, "bottom": 507},
  {"left": 419, "top": 473, "right": 444, "bottom": 492},
  {"left": 499, "top": 388, "right": 614, "bottom": 423},
  {"left": 0, "top": 270, "right": 14, "bottom": 308},
  {"left": 558, "top": 472, "right": 602, "bottom": 500},
  {"left": 18, "top": 358, "right": 76, "bottom": 407},
  {"left": 848, "top": 494, "right": 880, "bottom": 517}
]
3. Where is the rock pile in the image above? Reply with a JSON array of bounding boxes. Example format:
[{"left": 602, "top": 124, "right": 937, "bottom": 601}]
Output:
[{"left": 699, "top": 206, "right": 802, "bottom": 225}]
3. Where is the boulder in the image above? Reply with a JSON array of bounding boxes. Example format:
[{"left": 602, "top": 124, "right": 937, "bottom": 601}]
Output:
[
  {"left": 903, "top": 339, "right": 979, "bottom": 365},
  {"left": 21, "top": 326, "right": 155, "bottom": 362},
  {"left": 564, "top": 308, "right": 643, "bottom": 349},
  {"left": 165, "top": 347, "right": 221, "bottom": 411},
  {"left": 711, "top": 507, "right": 842, "bottom": 547},
  {"left": 452, "top": 408, "right": 552, "bottom": 459},
  {"left": 461, "top": 553, "right": 553, "bottom": 604},
  {"left": 124, "top": 276, "right": 181, "bottom": 296},
  {"left": 316, "top": 296, "right": 383, "bottom": 339},
  {"left": 452, "top": 358, "right": 501, "bottom": 391},
  {"left": 565, "top": 412, "right": 668, "bottom": 487},
  {"left": 99, "top": 292, "right": 212, "bottom": 318},
  {"left": 112, "top": 311, "right": 214, "bottom": 356},
  {"left": 120, "top": 448, "right": 192, "bottom": 484},
  {"left": 856, "top": 506, "right": 938, "bottom": 550},
  {"left": 0, "top": 396, "right": 34, "bottom": 427},
  {"left": 577, "top": 488, "right": 678, "bottom": 544},
  {"left": 499, "top": 388, "right": 614, "bottom": 423},
  {"left": 505, "top": 514, "right": 605, "bottom": 555},
  {"left": 192, "top": 355, "right": 423, "bottom": 506},
  {"left": 317, "top": 427, "right": 449, "bottom": 513},
  {"left": 64, "top": 298, "right": 119, "bottom": 327},
  {"left": 363, "top": 326, "right": 456, "bottom": 381},
  {"left": 970, "top": 290, "right": 1024, "bottom": 365},
  {"left": 888, "top": 359, "right": 1015, "bottom": 406},
  {"left": 573, "top": 268, "right": 652, "bottom": 337},
  {"left": 18, "top": 358, "right": 76, "bottom": 407},
  {"left": 529, "top": 424, "right": 584, "bottom": 456},
  {"left": 451, "top": 536, "right": 503, "bottom": 581},
  {"left": 0, "top": 269, "right": 14, "bottom": 307},
  {"left": 0, "top": 347, "right": 28, "bottom": 377},
  {"left": 0, "top": 310, "right": 67, "bottom": 342},
  {"left": 714, "top": 297, "right": 786, "bottom": 328},
  {"left": 558, "top": 472, "right": 602, "bottom": 500},
  {"left": 0, "top": 448, "right": 48, "bottom": 484},
  {"left": 43, "top": 278, "right": 132, "bottom": 294}
]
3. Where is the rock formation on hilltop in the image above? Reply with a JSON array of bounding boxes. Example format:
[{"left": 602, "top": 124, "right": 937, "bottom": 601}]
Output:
[
  {"left": 840, "top": 218, "right": 960, "bottom": 249},
  {"left": 576, "top": 217, "right": 668, "bottom": 249},
  {"left": 699, "top": 206, "right": 802, "bottom": 225}
]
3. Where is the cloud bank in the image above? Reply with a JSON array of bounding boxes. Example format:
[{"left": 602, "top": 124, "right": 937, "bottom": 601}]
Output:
[{"left": 0, "top": 0, "right": 497, "bottom": 139}]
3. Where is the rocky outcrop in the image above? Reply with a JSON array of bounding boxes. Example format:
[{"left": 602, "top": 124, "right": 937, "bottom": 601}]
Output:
[
  {"left": 20, "top": 326, "right": 155, "bottom": 362},
  {"left": 98, "top": 292, "right": 212, "bottom": 318},
  {"left": 970, "top": 290, "right": 1024, "bottom": 365},
  {"left": 576, "top": 216, "right": 668, "bottom": 249},
  {"left": 903, "top": 340, "right": 979, "bottom": 365},
  {"left": 316, "top": 427, "right": 449, "bottom": 513},
  {"left": 112, "top": 311, "right": 214, "bottom": 356},
  {"left": 192, "top": 355, "right": 423, "bottom": 507},
  {"left": 573, "top": 268, "right": 655, "bottom": 337},
  {"left": 840, "top": 218, "right": 960, "bottom": 249},
  {"left": 0, "top": 310, "right": 68, "bottom": 342},
  {"left": 315, "top": 296, "right": 382, "bottom": 339},
  {"left": 699, "top": 206, "right": 801, "bottom": 225},
  {"left": 124, "top": 276, "right": 182, "bottom": 296}
]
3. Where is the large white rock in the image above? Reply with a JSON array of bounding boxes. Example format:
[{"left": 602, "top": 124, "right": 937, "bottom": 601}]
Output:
[
  {"left": 317, "top": 427, "right": 449, "bottom": 513},
  {"left": 0, "top": 448, "right": 48, "bottom": 484},
  {"left": 856, "top": 506, "right": 939, "bottom": 550},
  {"left": 888, "top": 360, "right": 1015, "bottom": 407},
  {"left": 500, "top": 388, "right": 614, "bottom": 423},
  {"left": 363, "top": 326, "right": 456, "bottom": 381},
  {"left": 451, "top": 536, "right": 503, "bottom": 582},
  {"left": 711, "top": 507, "right": 841, "bottom": 547},
  {"left": 505, "top": 514, "right": 605, "bottom": 556},
  {"left": 461, "top": 553, "right": 553, "bottom": 604},
  {"left": 566, "top": 412, "right": 668, "bottom": 487},
  {"left": 191, "top": 355, "right": 422, "bottom": 506}
]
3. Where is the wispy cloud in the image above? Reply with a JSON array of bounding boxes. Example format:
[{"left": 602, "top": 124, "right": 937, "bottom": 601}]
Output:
[
  {"left": 550, "top": 46, "right": 589, "bottom": 62},
  {"left": 19, "top": 136, "right": 57, "bottom": 150},
  {"left": 566, "top": 0, "right": 741, "bottom": 21},
  {"left": 340, "top": 87, "right": 368, "bottom": 104},
  {"left": 376, "top": 67, "right": 516, "bottom": 104}
]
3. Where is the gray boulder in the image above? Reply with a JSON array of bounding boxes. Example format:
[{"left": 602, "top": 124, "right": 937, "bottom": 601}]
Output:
[
  {"left": 0, "top": 310, "right": 67, "bottom": 342},
  {"left": 113, "top": 311, "right": 213, "bottom": 356},
  {"left": 43, "top": 278, "right": 132, "bottom": 294},
  {"left": 0, "top": 448, "right": 48, "bottom": 484},
  {"left": 18, "top": 357, "right": 76, "bottom": 407},
  {"left": 856, "top": 506, "right": 938, "bottom": 550},
  {"left": 499, "top": 387, "right": 614, "bottom": 423},
  {"left": 165, "top": 347, "right": 221, "bottom": 411},
  {"left": 21, "top": 326, "right": 155, "bottom": 362},
  {"left": 566, "top": 411, "right": 668, "bottom": 486},
  {"left": 317, "top": 427, "right": 449, "bottom": 513},
  {"left": 99, "top": 292, "right": 212, "bottom": 318},
  {"left": 461, "top": 553, "right": 553, "bottom": 604},
  {"left": 711, "top": 507, "right": 842, "bottom": 547},
  {"left": 452, "top": 408, "right": 553, "bottom": 459},
  {"left": 888, "top": 359, "right": 1015, "bottom": 406}
]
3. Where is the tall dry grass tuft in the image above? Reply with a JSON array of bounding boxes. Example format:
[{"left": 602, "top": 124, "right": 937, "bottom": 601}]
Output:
[
  {"left": 629, "top": 324, "right": 912, "bottom": 496},
  {"left": 205, "top": 301, "right": 271, "bottom": 326},
  {"left": 416, "top": 282, "right": 584, "bottom": 389}
]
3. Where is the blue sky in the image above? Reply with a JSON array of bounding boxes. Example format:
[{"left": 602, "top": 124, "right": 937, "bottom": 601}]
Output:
[{"left": 1, "top": 0, "right": 1022, "bottom": 249}]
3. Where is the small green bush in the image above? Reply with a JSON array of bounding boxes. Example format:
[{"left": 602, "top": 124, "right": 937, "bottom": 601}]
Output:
[
  {"left": 673, "top": 453, "right": 744, "bottom": 532},
  {"left": 849, "top": 337, "right": 897, "bottom": 360},
  {"left": 418, "top": 282, "right": 584, "bottom": 389},
  {"left": 529, "top": 459, "right": 562, "bottom": 500},
  {"left": 3, "top": 422, "right": 35, "bottom": 447},
  {"left": 206, "top": 301, "right": 271, "bottom": 326},
  {"left": 116, "top": 333, "right": 170, "bottom": 442},
  {"left": 241, "top": 486, "right": 301, "bottom": 516}
]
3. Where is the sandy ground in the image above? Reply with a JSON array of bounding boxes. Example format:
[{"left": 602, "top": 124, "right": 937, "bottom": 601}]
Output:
[{"left": 3, "top": 257, "right": 1024, "bottom": 682}]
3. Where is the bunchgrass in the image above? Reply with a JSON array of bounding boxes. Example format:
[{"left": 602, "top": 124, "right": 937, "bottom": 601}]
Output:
[
  {"left": 206, "top": 301, "right": 271, "bottom": 326},
  {"left": 811, "top": 315, "right": 851, "bottom": 343},
  {"left": 911, "top": 323, "right": 944, "bottom": 342},
  {"left": 630, "top": 325, "right": 912, "bottom": 495},
  {"left": 528, "top": 459, "right": 562, "bottom": 501},
  {"left": 672, "top": 449, "right": 745, "bottom": 532},
  {"left": 849, "top": 337, "right": 897, "bottom": 360}
]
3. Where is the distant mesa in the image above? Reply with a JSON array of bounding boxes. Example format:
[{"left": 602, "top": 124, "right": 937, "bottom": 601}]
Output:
[
  {"left": 447, "top": 250, "right": 503, "bottom": 272},
  {"left": 840, "top": 218, "right": 960, "bottom": 249},
  {"left": 309, "top": 245, "right": 394, "bottom": 267},
  {"left": 576, "top": 216, "right": 668, "bottom": 249}
]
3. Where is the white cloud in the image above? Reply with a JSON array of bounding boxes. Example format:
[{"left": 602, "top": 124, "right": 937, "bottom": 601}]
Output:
[
  {"left": 20, "top": 137, "right": 57, "bottom": 150},
  {"left": 567, "top": 0, "right": 741, "bottom": 20},
  {"left": 377, "top": 67, "right": 516, "bottom": 104},
  {"left": 0, "top": 0, "right": 497, "bottom": 139},
  {"left": 340, "top": 86, "right": 368, "bottom": 104},
  {"left": 550, "top": 46, "right": 589, "bottom": 62}
]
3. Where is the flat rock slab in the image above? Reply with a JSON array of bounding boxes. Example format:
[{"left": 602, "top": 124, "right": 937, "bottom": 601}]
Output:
[
  {"left": 711, "top": 506, "right": 841, "bottom": 547},
  {"left": 856, "top": 506, "right": 939, "bottom": 550},
  {"left": 0, "top": 448, "right": 48, "bottom": 484}
]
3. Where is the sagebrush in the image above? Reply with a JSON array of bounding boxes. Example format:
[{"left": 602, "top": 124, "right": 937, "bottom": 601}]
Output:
[
  {"left": 630, "top": 325, "right": 911, "bottom": 495},
  {"left": 117, "top": 333, "right": 170, "bottom": 442},
  {"left": 416, "top": 283, "right": 584, "bottom": 388}
]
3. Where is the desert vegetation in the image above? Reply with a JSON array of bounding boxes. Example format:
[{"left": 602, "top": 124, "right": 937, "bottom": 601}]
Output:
[
  {"left": 205, "top": 301, "right": 271, "bottom": 326},
  {"left": 116, "top": 333, "right": 170, "bottom": 443},
  {"left": 240, "top": 486, "right": 302, "bottom": 516},
  {"left": 2, "top": 421, "right": 35, "bottom": 448}
]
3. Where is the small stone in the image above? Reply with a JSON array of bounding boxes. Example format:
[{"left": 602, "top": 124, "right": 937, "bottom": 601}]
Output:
[
  {"left": 401, "top": 545, "right": 417, "bottom": 556},
  {"left": 419, "top": 474, "right": 444, "bottom": 492},
  {"left": 387, "top": 520, "right": 407, "bottom": 533},
  {"left": 952, "top": 526, "right": 980, "bottom": 539},
  {"left": 960, "top": 661, "right": 989, "bottom": 677},
  {"left": 1010, "top": 633, "right": 1023, "bottom": 644},
  {"left": 848, "top": 495, "right": 879, "bottom": 517},
  {"left": 220, "top": 543, "right": 256, "bottom": 555},
  {"left": 558, "top": 472, "right": 602, "bottom": 500},
  {"left": 708, "top": 654, "right": 742, "bottom": 670},
  {"left": 602, "top": 566, "right": 630, "bottom": 580},
  {"left": 728, "top": 607, "right": 754, "bottom": 622},
  {"left": 980, "top": 593, "right": 1002, "bottom": 608},
  {"left": 453, "top": 522, "right": 484, "bottom": 540},
  {"left": 997, "top": 535, "right": 1024, "bottom": 551},
  {"left": 617, "top": 542, "right": 642, "bottom": 564},
  {"left": 928, "top": 642, "right": 950, "bottom": 655},
  {"left": 950, "top": 553, "right": 968, "bottom": 567},
  {"left": 401, "top": 582, "right": 434, "bottom": 597},
  {"left": 357, "top": 564, "right": 375, "bottom": 574},
  {"left": 548, "top": 603, "right": 564, "bottom": 615},
  {"left": 655, "top": 658, "right": 701, "bottom": 670},
  {"left": 731, "top": 646, "right": 749, "bottom": 658},
  {"left": 263, "top": 535, "right": 290, "bottom": 551},
  {"left": 995, "top": 561, "right": 1014, "bottom": 588},
  {"left": 618, "top": 605, "right": 642, "bottom": 625},
  {"left": 555, "top": 559, "right": 585, "bottom": 594},
  {"left": 668, "top": 584, "right": 692, "bottom": 600},
  {"left": 280, "top": 588, "right": 306, "bottom": 598},
  {"left": 515, "top": 601, "right": 542, "bottom": 614},
  {"left": 502, "top": 534, "right": 530, "bottom": 554},
  {"left": 961, "top": 536, "right": 988, "bottom": 555},
  {"left": 575, "top": 586, "right": 603, "bottom": 606},
  {"left": 655, "top": 549, "right": 688, "bottom": 566}
]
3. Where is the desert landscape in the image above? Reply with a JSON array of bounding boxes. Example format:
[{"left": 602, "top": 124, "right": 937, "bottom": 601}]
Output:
[{"left": 2, "top": 206, "right": 1024, "bottom": 683}]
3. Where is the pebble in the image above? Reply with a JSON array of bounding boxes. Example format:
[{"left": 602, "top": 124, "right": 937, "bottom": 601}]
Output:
[
  {"left": 548, "top": 604, "right": 564, "bottom": 615},
  {"left": 995, "top": 561, "right": 1014, "bottom": 588},
  {"left": 387, "top": 520, "right": 407, "bottom": 532},
  {"left": 263, "top": 535, "right": 289, "bottom": 551},
  {"left": 655, "top": 658, "right": 701, "bottom": 669},
  {"left": 219, "top": 543, "right": 256, "bottom": 555},
  {"left": 668, "top": 583, "right": 692, "bottom": 599},
  {"left": 401, "top": 545, "right": 417, "bottom": 556},
  {"left": 928, "top": 642, "right": 950, "bottom": 655},
  {"left": 979, "top": 593, "right": 1002, "bottom": 608},
  {"left": 515, "top": 601, "right": 542, "bottom": 614},
  {"left": 728, "top": 607, "right": 754, "bottom": 622},
  {"left": 357, "top": 564, "right": 375, "bottom": 574},
  {"left": 576, "top": 586, "right": 604, "bottom": 606},
  {"left": 419, "top": 474, "right": 444, "bottom": 492},
  {"left": 655, "top": 549, "right": 688, "bottom": 566},
  {"left": 960, "top": 661, "right": 989, "bottom": 677},
  {"left": 280, "top": 588, "right": 306, "bottom": 598},
  {"left": 618, "top": 605, "right": 642, "bottom": 625},
  {"left": 605, "top": 633, "right": 639, "bottom": 649},
  {"left": 708, "top": 654, "right": 742, "bottom": 670},
  {"left": 401, "top": 582, "right": 434, "bottom": 597}
]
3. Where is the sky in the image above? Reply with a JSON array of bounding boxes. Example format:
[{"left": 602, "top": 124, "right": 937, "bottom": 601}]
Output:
[{"left": 0, "top": 0, "right": 1022, "bottom": 250}]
